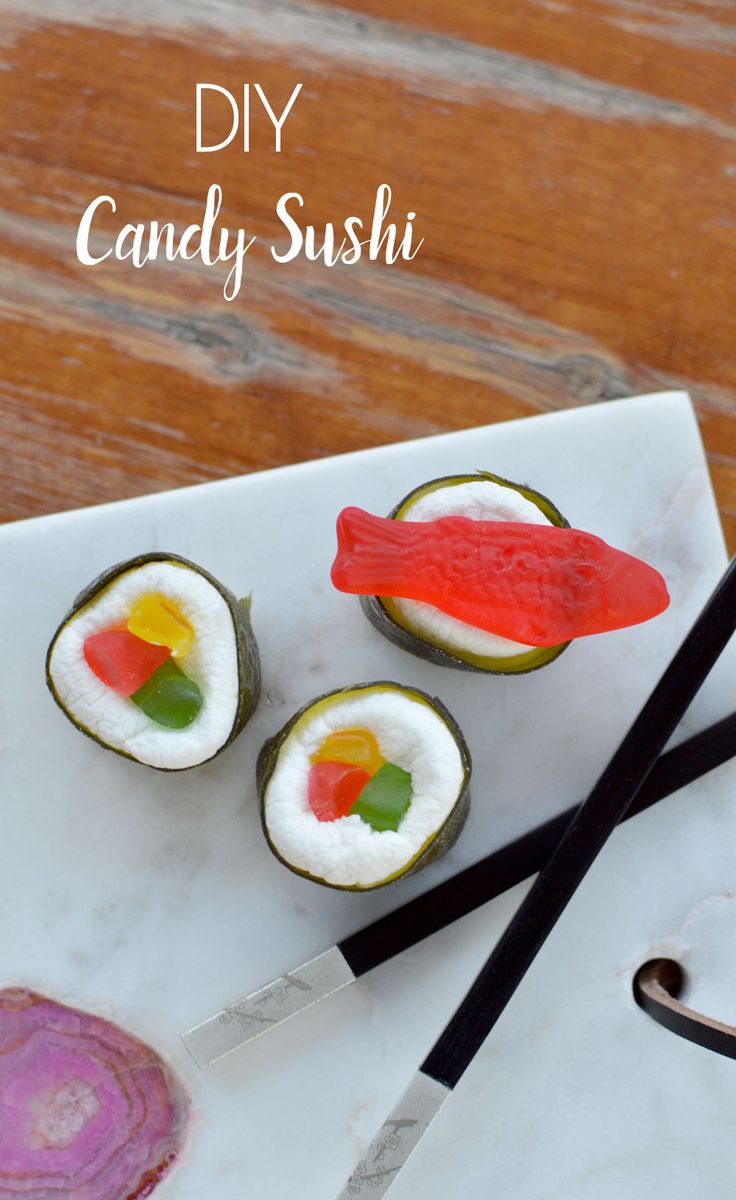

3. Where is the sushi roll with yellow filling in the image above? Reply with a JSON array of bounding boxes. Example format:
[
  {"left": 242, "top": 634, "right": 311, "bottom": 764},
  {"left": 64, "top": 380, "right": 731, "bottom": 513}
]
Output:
[
  {"left": 333, "top": 471, "right": 669, "bottom": 675},
  {"left": 46, "top": 553, "right": 260, "bottom": 770},
  {"left": 258, "top": 682, "right": 471, "bottom": 891}
]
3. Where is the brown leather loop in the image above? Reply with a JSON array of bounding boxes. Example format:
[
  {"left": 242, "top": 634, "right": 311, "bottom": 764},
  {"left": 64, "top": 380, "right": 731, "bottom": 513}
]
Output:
[{"left": 633, "top": 958, "right": 736, "bottom": 1060}]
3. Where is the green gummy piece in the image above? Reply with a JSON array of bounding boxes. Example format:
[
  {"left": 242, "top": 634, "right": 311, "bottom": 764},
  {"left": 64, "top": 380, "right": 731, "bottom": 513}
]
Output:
[
  {"left": 349, "top": 761, "right": 412, "bottom": 833},
  {"left": 131, "top": 658, "right": 203, "bottom": 729}
]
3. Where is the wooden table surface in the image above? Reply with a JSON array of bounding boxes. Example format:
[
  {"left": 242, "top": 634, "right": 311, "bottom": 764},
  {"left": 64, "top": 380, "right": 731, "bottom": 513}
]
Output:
[{"left": 1, "top": 0, "right": 735, "bottom": 550}]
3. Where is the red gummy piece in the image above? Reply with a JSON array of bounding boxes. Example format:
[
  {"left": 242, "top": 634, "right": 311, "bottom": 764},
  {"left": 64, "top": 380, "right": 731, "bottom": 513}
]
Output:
[
  {"left": 331, "top": 507, "right": 670, "bottom": 647},
  {"left": 308, "top": 761, "right": 371, "bottom": 822},
  {"left": 84, "top": 630, "right": 171, "bottom": 696}
]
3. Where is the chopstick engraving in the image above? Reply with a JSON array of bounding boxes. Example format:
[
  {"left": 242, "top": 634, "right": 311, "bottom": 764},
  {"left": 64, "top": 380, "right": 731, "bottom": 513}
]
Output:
[
  {"left": 338, "top": 1074, "right": 449, "bottom": 1199},
  {"left": 183, "top": 947, "right": 355, "bottom": 1068}
]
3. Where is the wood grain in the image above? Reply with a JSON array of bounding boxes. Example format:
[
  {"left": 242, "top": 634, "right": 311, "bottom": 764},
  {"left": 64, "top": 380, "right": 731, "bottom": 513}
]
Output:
[{"left": 0, "top": 0, "right": 734, "bottom": 550}]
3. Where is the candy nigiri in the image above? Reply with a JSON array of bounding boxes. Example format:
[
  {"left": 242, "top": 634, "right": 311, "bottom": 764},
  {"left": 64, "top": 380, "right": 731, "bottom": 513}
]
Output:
[{"left": 332, "top": 473, "right": 669, "bottom": 674}]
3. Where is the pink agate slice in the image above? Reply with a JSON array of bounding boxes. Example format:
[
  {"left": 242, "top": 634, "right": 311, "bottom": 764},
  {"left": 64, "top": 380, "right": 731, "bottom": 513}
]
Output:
[{"left": 0, "top": 988, "right": 188, "bottom": 1200}]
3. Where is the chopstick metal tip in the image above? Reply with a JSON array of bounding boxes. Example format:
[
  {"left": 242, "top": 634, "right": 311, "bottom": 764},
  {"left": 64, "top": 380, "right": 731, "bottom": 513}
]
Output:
[
  {"left": 336, "top": 1071, "right": 450, "bottom": 1198},
  {"left": 181, "top": 946, "right": 355, "bottom": 1068}
]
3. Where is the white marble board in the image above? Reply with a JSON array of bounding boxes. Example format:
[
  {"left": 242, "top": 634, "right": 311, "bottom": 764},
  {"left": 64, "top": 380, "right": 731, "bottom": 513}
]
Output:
[{"left": 2, "top": 391, "right": 736, "bottom": 1198}]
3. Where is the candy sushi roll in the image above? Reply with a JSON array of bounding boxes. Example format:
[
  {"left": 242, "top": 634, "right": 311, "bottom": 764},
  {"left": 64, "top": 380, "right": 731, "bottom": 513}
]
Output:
[
  {"left": 46, "top": 553, "right": 261, "bottom": 770},
  {"left": 258, "top": 682, "right": 471, "bottom": 891},
  {"left": 332, "top": 471, "right": 669, "bottom": 675}
]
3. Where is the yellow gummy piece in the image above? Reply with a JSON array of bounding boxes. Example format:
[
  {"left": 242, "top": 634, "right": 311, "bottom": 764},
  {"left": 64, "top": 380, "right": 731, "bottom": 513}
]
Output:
[
  {"left": 310, "top": 728, "right": 385, "bottom": 776},
  {"left": 127, "top": 592, "right": 194, "bottom": 659}
]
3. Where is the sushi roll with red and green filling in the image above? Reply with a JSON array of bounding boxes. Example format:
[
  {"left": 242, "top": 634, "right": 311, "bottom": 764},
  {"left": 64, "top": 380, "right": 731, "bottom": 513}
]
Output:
[
  {"left": 258, "top": 682, "right": 471, "bottom": 891},
  {"left": 332, "top": 471, "right": 669, "bottom": 675},
  {"left": 46, "top": 553, "right": 260, "bottom": 770}
]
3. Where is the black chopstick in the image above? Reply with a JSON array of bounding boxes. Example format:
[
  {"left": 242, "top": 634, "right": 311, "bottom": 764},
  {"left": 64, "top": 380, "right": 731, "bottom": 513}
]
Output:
[
  {"left": 183, "top": 710, "right": 736, "bottom": 1068},
  {"left": 338, "top": 556, "right": 736, "bottom": 1197}
]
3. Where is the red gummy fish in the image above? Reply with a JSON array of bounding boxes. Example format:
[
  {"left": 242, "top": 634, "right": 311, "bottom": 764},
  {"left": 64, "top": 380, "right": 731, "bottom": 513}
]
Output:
[{"left": 332, "top": 507, "right": 669, "bottom": 647}]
